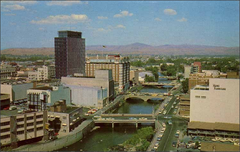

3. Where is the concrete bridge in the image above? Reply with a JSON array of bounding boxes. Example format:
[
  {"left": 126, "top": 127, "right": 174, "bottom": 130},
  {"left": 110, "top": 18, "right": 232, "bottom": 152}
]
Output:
[
  {"left": 101, "top": 113, "right": 154, "bottom": 117},
  {"left": 142, "top": 82, "right": 176, "bottom": 87},
  {"left": 158, "top": 76, "right": 177, "bottom": 80},
  {"left": 124, "top": 94, "right": 167, "bottom": 102},
  {"left": 94, "top": 118, "right": 155, "bottom": 128}
]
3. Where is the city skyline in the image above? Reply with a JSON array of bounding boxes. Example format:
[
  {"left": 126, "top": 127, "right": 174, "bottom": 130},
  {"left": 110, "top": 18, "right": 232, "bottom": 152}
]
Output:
[{"left": 1, "top": 0, "right": 239, "bottom": 50}]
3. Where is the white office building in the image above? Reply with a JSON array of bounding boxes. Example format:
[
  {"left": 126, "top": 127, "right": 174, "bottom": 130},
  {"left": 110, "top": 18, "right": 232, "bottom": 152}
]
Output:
[{"left": 190, "top": 78, "right": 239, "bottom": 124}]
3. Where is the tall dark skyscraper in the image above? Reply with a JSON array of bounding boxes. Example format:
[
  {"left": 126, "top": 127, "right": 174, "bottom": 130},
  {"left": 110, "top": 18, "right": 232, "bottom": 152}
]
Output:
[{"left": 55, "top": 31, "right": 85, "bottom": 79}]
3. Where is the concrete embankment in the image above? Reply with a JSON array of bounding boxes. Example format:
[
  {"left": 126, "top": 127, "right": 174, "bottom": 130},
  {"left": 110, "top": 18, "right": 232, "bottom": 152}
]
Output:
[{"left": 13, "top": 120, "right": 94, "bottom": 151}]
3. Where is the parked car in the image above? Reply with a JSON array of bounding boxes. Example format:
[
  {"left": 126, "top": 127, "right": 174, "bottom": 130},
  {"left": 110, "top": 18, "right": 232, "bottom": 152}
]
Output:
[
  {"left": 172, "top": 141, "right": 177, "bottom": 147},
  {"left": 168, "top": 120, "right": 172, "bottom": 125},
  {"left": 9, "top": 106, "right": 17, "bottom": 111},
  {"left": 157, "top": 137, "right": 162, "bottom": 141}
]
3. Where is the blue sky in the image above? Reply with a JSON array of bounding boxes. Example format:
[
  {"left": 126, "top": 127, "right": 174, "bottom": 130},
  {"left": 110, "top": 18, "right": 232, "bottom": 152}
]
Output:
[{"left": 1, "top": 1, "right": 239, "bottom": 49}]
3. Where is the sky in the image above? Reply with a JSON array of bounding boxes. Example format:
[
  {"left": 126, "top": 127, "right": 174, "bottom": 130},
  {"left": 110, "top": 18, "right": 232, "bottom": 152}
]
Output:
[{"left": 1, "top": 0, "right": 239, "bottom": 50}]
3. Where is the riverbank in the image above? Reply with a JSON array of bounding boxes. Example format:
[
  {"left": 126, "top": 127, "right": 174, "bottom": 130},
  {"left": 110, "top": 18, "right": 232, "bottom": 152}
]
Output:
[{"left": 13, "top": 120, "right": 94, "bottom": 151}]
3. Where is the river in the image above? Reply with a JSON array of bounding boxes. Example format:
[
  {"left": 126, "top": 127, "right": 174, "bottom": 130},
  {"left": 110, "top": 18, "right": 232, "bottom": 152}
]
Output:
[{"left": 59, "top": 74, "right": 172, "bottom": 151}]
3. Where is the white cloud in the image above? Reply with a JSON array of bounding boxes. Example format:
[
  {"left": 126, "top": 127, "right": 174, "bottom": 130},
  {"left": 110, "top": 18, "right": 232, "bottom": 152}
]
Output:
[
  {"left": 177, "top": 17, "right": 188, "bottom": 22},
  {"left": 46, "top": 1, "right": 88, "bottom": 6},
  {"left": 115, "top": 24, "right": 126, "bottom": 29},
  {"left": 164, "top": 9, "right": 177, "bottom": 15},
  {"left": 1, "top": 1, "right": 37, "bottom": 5},
  {"left": 114, "top": 10, "right": 133, "bottom": 18},
  {"left": 98, "top": 16, "right": 108, "bottom": 20},
  {"left": 154, "top": 18, "right": 162, "bottom": 21},
  {"left": 4, "top": 5, "right": 25, "bottom": 11},
  {"left": 30, "top": 14, "right": 89, "bottom": 24}
]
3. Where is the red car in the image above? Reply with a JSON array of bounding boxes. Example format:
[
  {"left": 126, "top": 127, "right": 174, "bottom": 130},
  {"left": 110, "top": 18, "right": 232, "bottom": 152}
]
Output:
[{"left": 3, "top": 106, "right": 9, "bottom": 110}]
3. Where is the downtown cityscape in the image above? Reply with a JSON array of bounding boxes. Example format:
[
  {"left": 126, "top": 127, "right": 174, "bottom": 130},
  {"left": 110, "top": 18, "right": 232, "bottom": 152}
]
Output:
[{"left": 0, "top": 1, "right": 239, "bottom": 152}]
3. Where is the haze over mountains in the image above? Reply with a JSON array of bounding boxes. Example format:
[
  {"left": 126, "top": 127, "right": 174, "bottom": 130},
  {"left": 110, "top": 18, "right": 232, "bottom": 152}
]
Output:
[{"left": 1, "top": 43, "right": 239, "bottom": 56}]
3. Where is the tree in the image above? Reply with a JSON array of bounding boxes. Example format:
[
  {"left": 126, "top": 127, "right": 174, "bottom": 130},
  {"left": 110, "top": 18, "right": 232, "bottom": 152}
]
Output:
[
  {"left": 144, "top": 75, "right": 156, "bottom": 82},
  {"left": 161, "top": 63, "right": 167, "bottom": 71},
  {"left": 181, "top": 78, "right": 189, "bottom": 93}
]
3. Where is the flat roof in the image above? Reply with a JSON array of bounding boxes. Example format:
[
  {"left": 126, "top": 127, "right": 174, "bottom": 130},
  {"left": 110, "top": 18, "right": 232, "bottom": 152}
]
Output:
[
  {"left": 0, "top": 109, "right": 18, "bottom": 116},
  {"left": 30, "top": 86, "right": 53, "bottom": 90},
  {"left": 201, "top": 142, "right": 239, "bottom": 151},
  {"left": 188, "top": 121, "right": 240, "bottom": 132},
  {"left": 65, "top": 106, "right": 80, "bottom": 114}
]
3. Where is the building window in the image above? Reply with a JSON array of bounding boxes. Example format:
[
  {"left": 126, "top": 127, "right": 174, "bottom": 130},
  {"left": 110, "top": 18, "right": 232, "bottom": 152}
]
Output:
[
  {"left": 37, "top": 127, "right": 43, "bottom": 131},
  {"left": 27, "top": 116, "right": 34, "bottom": 120},
  {"left": 195, "top": 96, "right": 200, "bottom": 98},
  {"left": 1, "top": 134, "right": 10, "bottom": 139},
  {"left": 0, "top": 121, "right": 10, "bottom": 126},
  {"left": 27, "top": 128, "right": 34, "bottom": 132},
  {"left": 17, "top": 131, "right": 24, "bottom": 135},
  {"left": 201, "top": 96, "right": 206, "bottom": 99},
  {"left": 17, "top": 118, "right": 24, "bottom": 122},
  {"left": 36, "top": 121, "right": 43, "bottom": 125},
  {"left": 27, "top": 123, "right": 34, "bottom": 127},
  {"left": 36, "top": 115, "right": 43, "bottom": 119},
  {"left": 17, "top": 124, "right": 24, "bottom": 128},
  {"left": 1, "top": 128, "right": 10, "bottom": 133}
]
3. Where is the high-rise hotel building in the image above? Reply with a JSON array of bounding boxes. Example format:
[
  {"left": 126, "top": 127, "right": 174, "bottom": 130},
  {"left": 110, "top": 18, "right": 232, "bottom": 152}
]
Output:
[
  {"left": 55, "top": 31, "right": 85, "bottom": 79},
  {"left": 85, "top": 55, "right": 130, "bottom": 91}
]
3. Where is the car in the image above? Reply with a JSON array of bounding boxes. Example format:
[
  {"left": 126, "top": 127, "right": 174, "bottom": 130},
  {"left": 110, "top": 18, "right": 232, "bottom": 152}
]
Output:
[
  {"left": 17, "top": 109, "right": 24, "bottom": 114},
  {"left": 157, "top": 137, "right": 162, "bottom": 141},
  {"left": 164, "top": 116, "right": 172, "bottom": 119},
  {"left": 172, "top": 141, "right": 177, "bottom": 147},
  {"left": 3, "top": 106, "right": 9, "bottom": 110},
  {"left": 9, "top": 106, "right": 17, "bottom": 111},
  {"left": 168, "top": 120, "right": 172, "bottom": 125},
  {"left": 158, "top": 133, "right": 163, "bottom": 137}
]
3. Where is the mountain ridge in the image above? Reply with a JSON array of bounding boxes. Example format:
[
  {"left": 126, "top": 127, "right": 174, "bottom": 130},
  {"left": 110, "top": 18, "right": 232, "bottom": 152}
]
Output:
[{"left": 1, "top": 43, "right": 239, "bottom": 56}]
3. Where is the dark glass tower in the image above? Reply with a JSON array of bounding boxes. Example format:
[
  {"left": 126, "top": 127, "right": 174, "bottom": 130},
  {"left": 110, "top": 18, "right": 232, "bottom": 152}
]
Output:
[{"left": 55, "top": 31, "right": 85, "bottom": 79}]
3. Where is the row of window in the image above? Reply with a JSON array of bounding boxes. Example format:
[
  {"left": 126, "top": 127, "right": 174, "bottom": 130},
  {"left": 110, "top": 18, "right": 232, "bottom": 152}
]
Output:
[{"left": 195, "top": 96, "right": 206, "bottom": 99}]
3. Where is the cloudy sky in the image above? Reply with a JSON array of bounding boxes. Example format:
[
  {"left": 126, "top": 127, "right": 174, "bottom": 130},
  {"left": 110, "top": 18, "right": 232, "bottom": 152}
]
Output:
[{"left": 1, "top": 0, "right": 239, "bottom": 49}]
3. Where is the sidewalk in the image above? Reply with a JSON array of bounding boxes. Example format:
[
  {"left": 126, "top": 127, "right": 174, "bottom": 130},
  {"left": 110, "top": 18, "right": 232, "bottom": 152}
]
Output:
[{"left": 147, "top": 121, "right": 163, "bottom": 151}]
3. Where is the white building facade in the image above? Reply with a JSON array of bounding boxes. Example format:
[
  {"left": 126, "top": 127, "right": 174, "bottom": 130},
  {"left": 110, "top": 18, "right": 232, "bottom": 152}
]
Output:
[{"left": 190, "top": 78, "right": 239, "bottom": 124}]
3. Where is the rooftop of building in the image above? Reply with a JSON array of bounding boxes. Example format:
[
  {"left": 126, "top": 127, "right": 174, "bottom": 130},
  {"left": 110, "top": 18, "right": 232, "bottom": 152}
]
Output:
[
  {"left": 192, "top": 85, "right": 209, "bottom": 90},
  {"left": 188, "top": 121, "right": 239, "bottom": 132},
  {"left": 1, "top": 109, "right": 18, "bottom": 116},
  {"left": 180, "top": 94, "right": 190, "bottom": 100},
  {"left": 1, "top": 80, "right": 32, "bottom": 85},
  {"left": 30, "top": 86, "right": 53, "bottom": 90},
  {"left": 65, "top": 106, "right": 81, "bottom": 114},
  {"left": 64, "top": 84, "right": 106, "bottom": 91},
  {"left": 1, "top": 94, "right": 10, "bottom": 100},
  {"left": 201, "top": 142, "right": 239, "bottom": 151}
]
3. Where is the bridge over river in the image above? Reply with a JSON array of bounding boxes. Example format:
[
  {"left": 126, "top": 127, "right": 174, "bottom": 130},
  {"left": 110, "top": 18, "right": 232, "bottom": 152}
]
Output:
[
  {"left": 94, "top": 117, "right": 155, "bottom": 128},
  {"left": 124, "top": 93, "right": 167, "bottom": 102},
  {"left": 142, "top": 82, "right": 176, "bottom": 87}
]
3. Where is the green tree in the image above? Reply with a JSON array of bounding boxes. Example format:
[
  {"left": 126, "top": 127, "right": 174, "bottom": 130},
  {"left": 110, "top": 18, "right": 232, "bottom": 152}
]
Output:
[{"left": 181, "top": 78, "right": 189, "bottom": 93}]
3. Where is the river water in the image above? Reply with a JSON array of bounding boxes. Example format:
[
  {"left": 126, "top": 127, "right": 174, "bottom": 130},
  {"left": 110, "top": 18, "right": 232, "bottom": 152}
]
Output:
[{"left": 59, "top": 75, "right": 172, "bottom": 151}]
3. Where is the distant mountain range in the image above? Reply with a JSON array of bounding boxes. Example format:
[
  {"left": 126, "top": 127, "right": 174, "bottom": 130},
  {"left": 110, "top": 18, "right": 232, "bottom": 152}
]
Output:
[{"left": 1, "top": 43, "right": 239, "bottom": 56}]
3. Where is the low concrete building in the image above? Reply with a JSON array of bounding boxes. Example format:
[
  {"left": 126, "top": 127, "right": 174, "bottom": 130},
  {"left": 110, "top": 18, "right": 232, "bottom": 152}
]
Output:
[
  {"left": 1, "top": 81, "right": 33, "bottom": 104},
  {"left": 48, "top": 104, "right": 83, "bottom": 135},
  {"left": 0, "top": 63, "right": 16, "bottom": 80},
  {"left": 188, "top": 78, "right": 239, "bottom": 137},
  {"left": 179, "top": 94, "right": 190, "bottom": 118},
  {"left": 61, "top": 70, "right": 114, "bottom": 100},
  {"left": 0, "top": 94, "right": 10, "bottom": 110},
  {"left": 27, "top": 85, "right": 71, "bottom": 111},
  {"left": 28, "top": 65, "right": 55, "bottom": 81},
  {"left": 138, "top": 71, "right": 153, "bottom": 83},
  {"left": 130, "top": 70, "right": 139, "bottom": 85},
  {"left": 64, "top": 85, "right": 108, "bottom": 109},
  {"left": 0, "top": 110, "right": 48, "bottom": 147}
]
